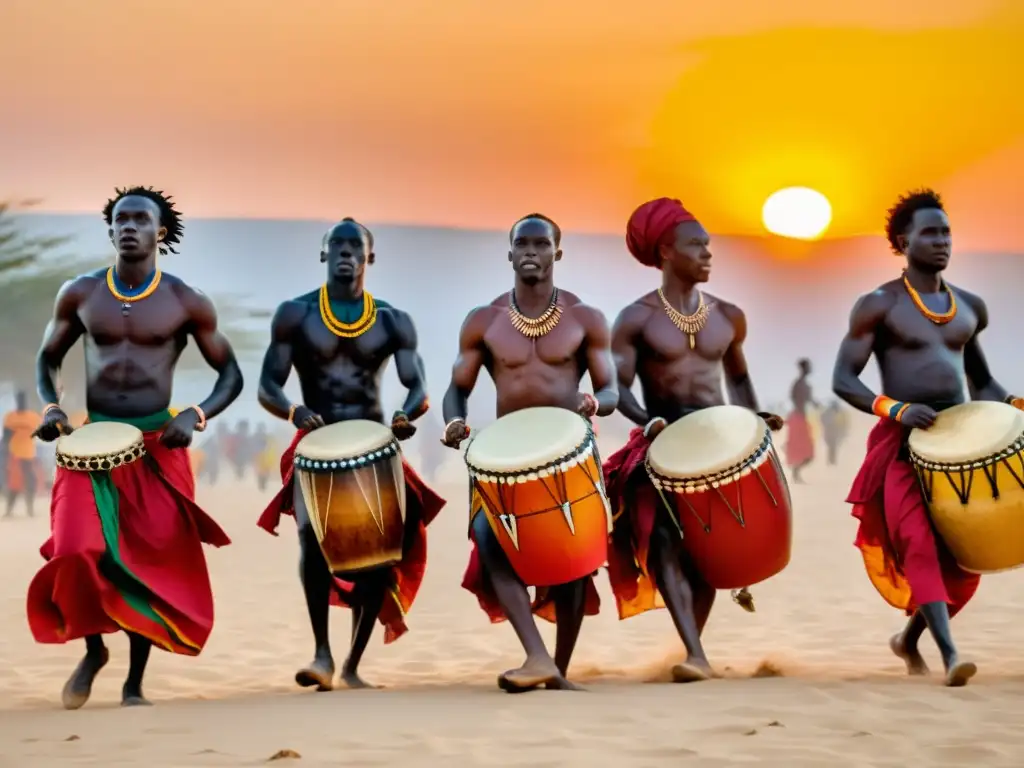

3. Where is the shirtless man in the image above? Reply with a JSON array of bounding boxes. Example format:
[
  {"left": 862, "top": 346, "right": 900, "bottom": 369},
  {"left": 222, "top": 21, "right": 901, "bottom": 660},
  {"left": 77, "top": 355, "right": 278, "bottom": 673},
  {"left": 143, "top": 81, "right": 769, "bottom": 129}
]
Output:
[
  {"left": 602, "top": 197, "right": 783, "bottom": 682},
  {"left": 257, "top": 217, "right": 445, "bottom": 691},
  {"left": 28, "top": 186, "right": 241, "bottom": 708},
  {"left": 833, "top": 188, "right": 1018, "bottom": 686},
  {"left": 786, "top": 358, "right": 818, "bottom": 483},
  {"left": 441, "top": 213, "right": 617, "bottom": 692}
]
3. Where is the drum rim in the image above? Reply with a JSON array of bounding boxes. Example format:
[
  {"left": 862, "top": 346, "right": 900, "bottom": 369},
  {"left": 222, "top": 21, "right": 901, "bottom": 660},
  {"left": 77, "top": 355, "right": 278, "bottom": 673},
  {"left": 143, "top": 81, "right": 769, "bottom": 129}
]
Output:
[
  {"left": 56, "top": 440, "right": 146, "bottom": 472},
  {"left": 644, "top": 427, "right": 772, "bottom": 491},
  {"left": 909, "top": 432, "right": 1024, "bottom": 473},
  {"left": 464, "top": 419, "right": 596, "bottom": 481},
  {"left": 294, "top": 437, "right": 402, "bottom": 473}
]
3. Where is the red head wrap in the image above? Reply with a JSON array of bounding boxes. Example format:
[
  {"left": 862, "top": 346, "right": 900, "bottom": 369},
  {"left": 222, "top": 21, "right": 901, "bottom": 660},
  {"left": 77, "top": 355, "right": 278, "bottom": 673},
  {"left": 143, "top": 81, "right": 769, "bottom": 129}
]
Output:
[{"left": 625, "top": 198, "right": 697, "bottom": 269}]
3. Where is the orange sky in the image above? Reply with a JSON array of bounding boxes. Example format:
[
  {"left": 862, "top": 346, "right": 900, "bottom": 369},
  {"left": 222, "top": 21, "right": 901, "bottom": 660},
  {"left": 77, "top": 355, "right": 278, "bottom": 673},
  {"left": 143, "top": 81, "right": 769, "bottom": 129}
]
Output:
[{"left": 1, "top": 0, "right": 1022, "bottom": 251}]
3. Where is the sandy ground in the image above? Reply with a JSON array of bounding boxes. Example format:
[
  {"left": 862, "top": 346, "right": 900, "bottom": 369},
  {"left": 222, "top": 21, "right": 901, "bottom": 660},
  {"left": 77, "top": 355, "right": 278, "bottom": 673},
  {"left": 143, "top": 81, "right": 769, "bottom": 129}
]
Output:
[{"left": 4, "top": 429, "right": 1024, "bottom": 766}]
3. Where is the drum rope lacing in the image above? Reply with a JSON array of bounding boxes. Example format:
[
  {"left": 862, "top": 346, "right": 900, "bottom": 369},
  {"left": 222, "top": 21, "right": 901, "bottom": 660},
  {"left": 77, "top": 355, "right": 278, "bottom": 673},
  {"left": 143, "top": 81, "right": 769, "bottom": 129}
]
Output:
[
  {"left": 910, "top": 434, "right": 1024, "bottom": 506},
  {"left": 644, "top": 429, "right": 778, "bottom": 533},
  {"left": 465, "top": 421, "right": 607, "bottom": 549}
]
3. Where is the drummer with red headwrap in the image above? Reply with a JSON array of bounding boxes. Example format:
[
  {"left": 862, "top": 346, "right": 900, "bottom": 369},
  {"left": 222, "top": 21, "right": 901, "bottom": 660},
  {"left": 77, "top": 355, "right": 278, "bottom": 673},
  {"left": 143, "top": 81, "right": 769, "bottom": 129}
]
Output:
[{"left": 603, "top": 197, "right": 783, "bottom": 682}]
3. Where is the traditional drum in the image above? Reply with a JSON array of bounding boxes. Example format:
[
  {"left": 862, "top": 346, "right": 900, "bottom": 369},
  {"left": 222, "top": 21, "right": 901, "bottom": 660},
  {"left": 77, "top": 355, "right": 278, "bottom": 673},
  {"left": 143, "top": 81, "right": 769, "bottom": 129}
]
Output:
[
  {"left": 908, "top": 400, "right": 1024, "bottom": 574},
  {"left": 464, "top": 407, "right": 611, "bottom": 587},
  {"left": 292, "top": 420, "right": 406, "bottom": 574},
  {"left": 55, "top": 421, "right": 146, "bottom": 472},
  {"left": 645, "top": 405, "right": 792, "bottom": 590}
]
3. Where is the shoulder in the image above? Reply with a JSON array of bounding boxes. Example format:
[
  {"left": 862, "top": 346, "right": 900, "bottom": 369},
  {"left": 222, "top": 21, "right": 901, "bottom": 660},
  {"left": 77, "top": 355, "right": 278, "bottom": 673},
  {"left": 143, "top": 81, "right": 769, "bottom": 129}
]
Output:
[
  {"left": 376, "top": 303, "right": 417, "bottom": 343},
  {"left": 613, "top": 293, "right": 658, "bottom": 333},
  {"left": 163, "top": 274, "right": 218, "bottom": 318},
  {"left": 460, "top": 303, "right": 501, "bottom": 339},
  {"left": 854, "top": 282, "right": 900, "bottom": 316},
  {"left": 270, "top": 294, "right": 316, "bottom": 335},
  {"left": 706, "top": 293, "right": 744, "bottom": 325},
  {"left": 949, "top": 283, "right": 986, "bottom": 316},
  {"left": 57, "top": 270, "right": 105, "bottom": 305},
  {"left": 846, "top": 283, "right": 900, "bottom": 332},
  {"left": 487, "top": 291, "right": 512, "bottom": 308}
]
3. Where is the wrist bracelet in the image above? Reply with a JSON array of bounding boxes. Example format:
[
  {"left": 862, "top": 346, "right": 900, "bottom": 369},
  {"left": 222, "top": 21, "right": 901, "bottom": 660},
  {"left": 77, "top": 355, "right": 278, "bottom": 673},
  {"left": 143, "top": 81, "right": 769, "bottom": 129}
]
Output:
[
  {"left": 1005, "top": 394, "right": 1024, "bottom": 411},
  {"left": 872, "top": 395, "right": 910, "bottom": 422},
  {"left": 643, "top": 417, "right": 667, "bottom": 439},
  {"left": 190, "top": 405, "right": 208, "bottom": 432},
  {"left": 42, "top": 403, "right": 61, "bottom": 417},
  {"left": 288, "top": 404, "right": 298, "bottom": 425},
  {"left": 393, "top": 410, "right": 409, "bottom": 422}
]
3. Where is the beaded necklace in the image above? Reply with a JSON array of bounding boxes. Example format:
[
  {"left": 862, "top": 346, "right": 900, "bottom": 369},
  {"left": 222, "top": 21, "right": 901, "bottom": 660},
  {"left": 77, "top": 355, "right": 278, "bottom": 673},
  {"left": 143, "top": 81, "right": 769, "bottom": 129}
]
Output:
[
  {"left": 106, "top": 267, "right": 162, "bottom": 316},
  {"left": 319, "top": 284, "right": 377, "bottom": 338}
]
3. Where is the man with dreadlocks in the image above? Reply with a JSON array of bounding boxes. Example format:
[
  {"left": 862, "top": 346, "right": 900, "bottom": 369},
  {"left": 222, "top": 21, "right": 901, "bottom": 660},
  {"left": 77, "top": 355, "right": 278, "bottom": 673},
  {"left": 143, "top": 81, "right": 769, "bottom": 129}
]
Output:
[
  {"left": 27, "top": 186, "right": 243, "bottom": 708},
  {"left": 833, "top": 188, "right": 1023, "bottom": 687},
  {"left": 602, "top": 198, "right": 783, "bottom": 682},
  {"left": 441, "top": 213, "right": 617, "bottom": 692},
  {"left": 257, "top": 217, "right": 445, "bottom": 691}
]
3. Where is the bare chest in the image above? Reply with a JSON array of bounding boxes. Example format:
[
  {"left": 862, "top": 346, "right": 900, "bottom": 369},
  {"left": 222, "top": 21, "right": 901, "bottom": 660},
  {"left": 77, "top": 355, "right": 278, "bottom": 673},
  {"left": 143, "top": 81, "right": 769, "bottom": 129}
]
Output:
[
  {"left": 640, "top": 309, "right": 734, "bottom": 365},
  {"left": 296, "top": 312, "right": 394, "bottom": 369},
  {"left": 484, "top": 312, "right": 586, "bottom": 369},
  {"left": 80, "top": 290, "right": 188, "bottom": 347},
  {"left": 885, "top": 295, "right": 977, "bottom": 351}
]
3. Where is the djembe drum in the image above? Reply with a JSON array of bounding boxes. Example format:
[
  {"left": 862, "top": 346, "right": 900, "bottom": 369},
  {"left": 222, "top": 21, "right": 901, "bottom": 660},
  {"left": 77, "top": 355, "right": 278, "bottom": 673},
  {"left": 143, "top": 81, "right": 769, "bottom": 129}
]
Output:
[
  {"left": 645, "top": 405, "right": 793, "bottom": 589},
  {"left": 292, "top": 420, "right": 406, "bottom": 574},
  {"left": 908, "top": 400, "right": 1024, "bottom": 573},
  {"left": 55, "top": 421, "right": 146, "bottom": 472},
  {"left": 464, "top": 407, "right": 611, "bottom": 587}
]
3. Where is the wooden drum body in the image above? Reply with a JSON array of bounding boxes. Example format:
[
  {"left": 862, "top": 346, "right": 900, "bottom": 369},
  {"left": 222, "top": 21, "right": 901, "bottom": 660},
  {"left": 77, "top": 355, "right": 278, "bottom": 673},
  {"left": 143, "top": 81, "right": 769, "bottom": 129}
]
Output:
[
  {"left": 293, "top": 420, "right": 406, "bottom": 574},
  {"left": 55, "top": 422, "right": 146, "bottom": 472},
  {"left": 465, "top": 407, "right": 611, "bottom": 587},
  {"left": 908, "top": 401, "right": 1024, "bottom": 574},
  {"left": 646, "top": 406, "right": 792, "bottom": 590}
]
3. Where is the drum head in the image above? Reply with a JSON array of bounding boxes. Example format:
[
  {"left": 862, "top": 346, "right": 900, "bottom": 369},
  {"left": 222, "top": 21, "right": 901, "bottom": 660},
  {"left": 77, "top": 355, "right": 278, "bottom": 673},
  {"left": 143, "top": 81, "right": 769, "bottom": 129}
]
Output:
[
  {"left": 56, "top": 421, "right": 143, "bottom": 458},
  {"left": 466, "top": 407, "right": 588, "bottom": 473},
  {"left": 908, "top": 401, "right": 1024, "bottom": 464},
  {"left": 296, "top": 420, "right": 394, "bottom": 461},
  {"left": 648, "top": 405, "right": 766, "bottom": 479}
]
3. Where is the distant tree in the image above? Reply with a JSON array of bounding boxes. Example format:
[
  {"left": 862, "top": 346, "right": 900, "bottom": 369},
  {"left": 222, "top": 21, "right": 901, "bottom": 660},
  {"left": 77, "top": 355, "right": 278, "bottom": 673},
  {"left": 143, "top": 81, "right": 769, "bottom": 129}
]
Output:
[{"left": 0, "top": 201, "right": 268, "bottom": 398}]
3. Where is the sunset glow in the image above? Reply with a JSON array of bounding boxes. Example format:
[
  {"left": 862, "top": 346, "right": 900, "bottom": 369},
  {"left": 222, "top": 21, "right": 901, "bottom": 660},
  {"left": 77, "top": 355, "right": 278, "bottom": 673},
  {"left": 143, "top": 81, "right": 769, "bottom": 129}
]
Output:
[{"left": 762, "top": 188, "right": 833, "bottom": 240}]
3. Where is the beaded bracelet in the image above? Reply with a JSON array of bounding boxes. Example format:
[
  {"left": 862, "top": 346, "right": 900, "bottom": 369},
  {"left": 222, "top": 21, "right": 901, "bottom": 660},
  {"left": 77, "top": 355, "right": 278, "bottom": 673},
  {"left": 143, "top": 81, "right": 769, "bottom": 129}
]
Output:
[{"left": 872, "top": 395, "right": 910, "bottom": 422}]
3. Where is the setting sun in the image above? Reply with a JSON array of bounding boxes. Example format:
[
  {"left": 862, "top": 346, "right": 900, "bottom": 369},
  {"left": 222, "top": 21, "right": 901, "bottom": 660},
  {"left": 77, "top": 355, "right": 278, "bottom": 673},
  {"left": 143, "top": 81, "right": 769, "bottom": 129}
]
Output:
[{"left": 761, "top": 187, "right": 833, "bottom": 240}]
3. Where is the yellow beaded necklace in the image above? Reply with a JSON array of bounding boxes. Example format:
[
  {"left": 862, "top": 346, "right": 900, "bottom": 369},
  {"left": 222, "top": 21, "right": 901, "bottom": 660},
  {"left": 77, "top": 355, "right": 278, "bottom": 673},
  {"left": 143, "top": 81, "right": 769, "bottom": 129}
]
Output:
[
  {"left": 106, "top": 267, "right": 162, "bottom": 316},
  {"left": 902, "top": 271, "right": 956, "bottom": 325},
  {"left": 319, "top": 284, "right": 377, "bottom": 338}
]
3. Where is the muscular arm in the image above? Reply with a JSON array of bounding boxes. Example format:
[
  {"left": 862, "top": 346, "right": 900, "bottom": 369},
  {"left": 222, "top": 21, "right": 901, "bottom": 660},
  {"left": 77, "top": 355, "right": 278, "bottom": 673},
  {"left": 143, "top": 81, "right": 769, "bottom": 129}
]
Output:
[
  {"left": 576, "top": 305, "right": 618, "bottom": 416},
  {"left": 257, "top": 301, "right": 306, "bottom": 421},
  {"left": 720, "top": 303, "right": 760, "bottom": 411},
  {"left": 183, "top": 288, "right": 244, "bottom": 419},
  {"left": 35, "top": 278, "right": 87, "bottom": 407},
  {"left": 831, "top": 290, "right": 894, "bottom": 414},
  {"left": 442, "top": 307, "right": 491, "bottom": 423},
  {"left": 611, "top": 305, "right": 649, "bottom": 426},
  {"left": 391, "top": 310, "right": 429, "bottom": 421},
  {"left": 961, "top": 292, "right": 1010, "bottom": 402}
]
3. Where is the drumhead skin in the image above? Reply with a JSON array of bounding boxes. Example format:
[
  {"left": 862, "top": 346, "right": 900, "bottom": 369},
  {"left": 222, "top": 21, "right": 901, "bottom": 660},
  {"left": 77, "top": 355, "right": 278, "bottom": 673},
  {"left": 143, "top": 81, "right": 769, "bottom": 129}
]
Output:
[
  {"left": 56, "top": 421, "right": 144, "bottom": 458},
  {"left": 908, "top": 401, "right": 1024, "bottom": 465},
  {"left": 648, "top": 405, "right": 767, "bottom": 479},
  {"left": 465, "top": 407, "right": 589, "bottom": 473},
  {"left": 296, "top": 420, "right": 395, "bottom": 461}
]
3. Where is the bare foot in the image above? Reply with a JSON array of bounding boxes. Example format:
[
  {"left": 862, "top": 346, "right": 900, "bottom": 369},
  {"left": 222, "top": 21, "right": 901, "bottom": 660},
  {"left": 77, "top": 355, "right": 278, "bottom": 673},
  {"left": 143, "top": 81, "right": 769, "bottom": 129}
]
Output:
[
  {"left": 671, "top": 660, "right": 714, "bottom": 683},
  {"left": 890, "top": 633, "right": 929, "bottom": 676},
  {"left": 543, "top": 676, "right": 585, "bottom": 691},
  {"left": 945, "top": 659, "right": 977, "bottom": 687},
  {"left": 61, "top": 647, "right": 110, "bottom": 710},
  {"left": 497, "top": 656, "right": 560, "bottom": 692},
  {"left": 121, "top": 695, "right": 153, "bottom": 707},
  {"left": 295, "top": 657, "right": 335, "bottom": 692},
  {"left": 339, "top": 669, "right": 379, "bottom": 689}
]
